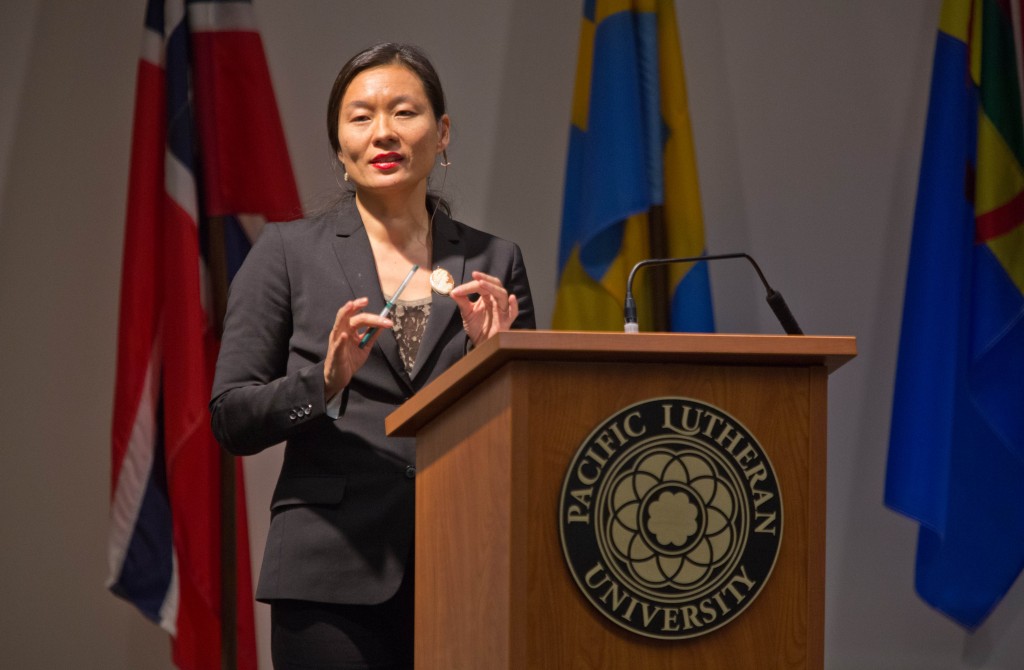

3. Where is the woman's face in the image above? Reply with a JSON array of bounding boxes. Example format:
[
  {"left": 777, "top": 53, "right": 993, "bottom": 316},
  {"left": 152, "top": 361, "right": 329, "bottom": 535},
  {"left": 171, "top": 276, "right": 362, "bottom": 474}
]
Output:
[{"left": 336, "top": 64, "right": 450, "bottom": 197}]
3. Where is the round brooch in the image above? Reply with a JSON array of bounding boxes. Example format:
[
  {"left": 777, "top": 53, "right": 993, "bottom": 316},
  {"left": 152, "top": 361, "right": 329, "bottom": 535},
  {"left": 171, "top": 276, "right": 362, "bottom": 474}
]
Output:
[{"left": 430, "top": 267, "right": 455, "bottom": 296}]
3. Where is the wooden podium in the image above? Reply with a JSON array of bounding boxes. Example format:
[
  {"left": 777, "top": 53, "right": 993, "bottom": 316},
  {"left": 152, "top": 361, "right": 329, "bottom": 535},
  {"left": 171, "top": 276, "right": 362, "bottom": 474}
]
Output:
[{"left": 386, "top": 331, "right": 855, "bottom": 669}]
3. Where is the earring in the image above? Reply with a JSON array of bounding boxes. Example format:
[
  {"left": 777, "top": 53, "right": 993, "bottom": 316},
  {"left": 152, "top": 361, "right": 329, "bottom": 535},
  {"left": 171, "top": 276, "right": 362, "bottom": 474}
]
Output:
[
  {"left": 343, "top": 172, "right": 350, "bottom": 182},
  {"left": 439, "top": 150, "right": 451, "bottom": 167}
]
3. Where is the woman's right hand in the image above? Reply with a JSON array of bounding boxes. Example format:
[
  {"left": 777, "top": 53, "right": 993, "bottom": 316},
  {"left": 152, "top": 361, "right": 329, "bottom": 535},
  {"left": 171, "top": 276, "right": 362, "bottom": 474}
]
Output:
[{"left": 324, "top": 297, "right": 393, "bottom": 399}]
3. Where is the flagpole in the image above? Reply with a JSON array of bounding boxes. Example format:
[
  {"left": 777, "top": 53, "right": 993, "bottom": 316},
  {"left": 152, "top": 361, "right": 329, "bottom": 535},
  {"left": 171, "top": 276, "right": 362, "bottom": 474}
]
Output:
[
  {"left": 220, "top": 450, "right": 238, "bottom": 670},
  {"left": 648, "top": 204, "right": 670, "bottom": 332},
  {"left": 207, "top": 216, "right": 238, "bottom": 670}
]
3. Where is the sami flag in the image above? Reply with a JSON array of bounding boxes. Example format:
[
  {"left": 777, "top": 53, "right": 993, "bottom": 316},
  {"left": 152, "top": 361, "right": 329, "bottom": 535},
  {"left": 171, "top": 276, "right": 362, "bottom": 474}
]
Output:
[
  {"left": 886, "top": 0, "right": 1024, "bottom": 628},
  {"left": 108, "top": 1, "right": 301, "bottom": 668},
  {"left": 553, "top": 0, "right": 713, "bottom": 333}
]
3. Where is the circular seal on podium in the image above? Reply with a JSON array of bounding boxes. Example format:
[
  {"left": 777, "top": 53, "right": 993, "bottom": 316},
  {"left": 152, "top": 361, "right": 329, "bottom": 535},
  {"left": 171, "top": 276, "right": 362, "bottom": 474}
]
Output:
[{"left": 558, "top": 397, "right": 783, "bottom": 640}]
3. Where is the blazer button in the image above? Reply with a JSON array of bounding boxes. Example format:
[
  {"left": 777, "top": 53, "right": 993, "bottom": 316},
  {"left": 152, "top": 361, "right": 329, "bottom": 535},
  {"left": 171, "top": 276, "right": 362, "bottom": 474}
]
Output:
[
  {"left": 404, "top": 465, "right": 416, "bottom": 479},
  {"left": 288, "top": 410, "right": 297, "bottom": 421}
]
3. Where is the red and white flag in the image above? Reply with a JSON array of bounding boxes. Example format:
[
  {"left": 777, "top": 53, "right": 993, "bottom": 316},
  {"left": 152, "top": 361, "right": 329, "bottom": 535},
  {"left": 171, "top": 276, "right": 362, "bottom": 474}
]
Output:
[{"left": 108, "top": 1, "right": 300, "bottom": 667}]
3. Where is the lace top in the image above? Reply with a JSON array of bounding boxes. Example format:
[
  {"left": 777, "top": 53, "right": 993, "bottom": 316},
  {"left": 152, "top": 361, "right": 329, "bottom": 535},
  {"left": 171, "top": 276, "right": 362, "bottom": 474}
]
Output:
[{"left": 392, "top": 296, "right": 431, "bottom": 373}]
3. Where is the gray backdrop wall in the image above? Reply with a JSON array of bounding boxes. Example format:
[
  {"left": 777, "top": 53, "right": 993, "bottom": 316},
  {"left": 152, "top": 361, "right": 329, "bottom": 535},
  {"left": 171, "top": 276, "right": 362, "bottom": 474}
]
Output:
[{"left": 1, "top": 0, "right": 1023, "bottom": 668}]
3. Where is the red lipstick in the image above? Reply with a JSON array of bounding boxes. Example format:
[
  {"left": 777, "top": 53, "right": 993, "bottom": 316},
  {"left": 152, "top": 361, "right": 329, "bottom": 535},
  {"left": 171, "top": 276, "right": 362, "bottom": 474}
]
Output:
[{"left": 370, "top": 152, "right": 403, "bottom": 170}]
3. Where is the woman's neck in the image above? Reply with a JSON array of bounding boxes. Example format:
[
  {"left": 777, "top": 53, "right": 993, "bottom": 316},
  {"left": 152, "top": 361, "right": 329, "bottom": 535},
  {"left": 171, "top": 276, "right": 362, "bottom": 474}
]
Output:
[{"left": 355, "top": 186, "right": 431, "bottom": 250}]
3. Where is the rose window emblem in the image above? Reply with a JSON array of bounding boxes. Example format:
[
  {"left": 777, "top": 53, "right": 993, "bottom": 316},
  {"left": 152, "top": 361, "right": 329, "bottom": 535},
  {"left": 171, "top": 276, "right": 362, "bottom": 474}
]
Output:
[
  {"left": 560, "top": 398, "right": 783, "bottom": 640},
  {"left": 602, "top": 448, "right": 742, "bottom": 594}
]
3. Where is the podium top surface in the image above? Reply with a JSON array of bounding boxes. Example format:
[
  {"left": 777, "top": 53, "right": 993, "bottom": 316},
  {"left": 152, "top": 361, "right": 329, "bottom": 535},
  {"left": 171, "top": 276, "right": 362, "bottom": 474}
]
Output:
[{"left": 386, "top": 330, "right": 856, "bottom": 436}]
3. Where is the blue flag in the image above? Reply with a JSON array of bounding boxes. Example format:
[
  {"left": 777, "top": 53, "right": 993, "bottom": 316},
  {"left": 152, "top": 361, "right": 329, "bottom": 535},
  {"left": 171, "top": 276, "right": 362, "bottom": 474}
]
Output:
[{"left": 886, "top": 0, "right": 1024, "bottom": 629}]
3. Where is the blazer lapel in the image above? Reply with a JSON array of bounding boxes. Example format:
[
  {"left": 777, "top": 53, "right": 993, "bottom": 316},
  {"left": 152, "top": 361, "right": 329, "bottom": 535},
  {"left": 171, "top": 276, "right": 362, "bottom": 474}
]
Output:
[
  {"left": 329, "top": 200, "right": 411, "bottom": 387},
  {"left": 412, "top": 210, "right": 464, "bottom": 381}
]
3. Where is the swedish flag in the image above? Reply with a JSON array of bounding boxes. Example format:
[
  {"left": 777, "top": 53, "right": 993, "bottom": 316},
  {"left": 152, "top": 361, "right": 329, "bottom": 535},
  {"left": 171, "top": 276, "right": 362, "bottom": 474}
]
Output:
[{"left": 554, "top": 0, "right": 713, "bottom": 332}]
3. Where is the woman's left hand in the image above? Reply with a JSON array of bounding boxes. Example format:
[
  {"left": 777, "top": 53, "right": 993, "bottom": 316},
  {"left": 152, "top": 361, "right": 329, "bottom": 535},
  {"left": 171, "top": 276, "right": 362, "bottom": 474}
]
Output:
[{"left": 450, "top": 270, "right": 520, "bottom": 346}]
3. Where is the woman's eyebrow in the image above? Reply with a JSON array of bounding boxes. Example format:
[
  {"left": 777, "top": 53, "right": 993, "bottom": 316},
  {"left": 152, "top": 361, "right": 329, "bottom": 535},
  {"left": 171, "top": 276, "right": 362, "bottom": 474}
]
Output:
[{"left": 343, "top": 95, "right": 419, "bottom": 111}]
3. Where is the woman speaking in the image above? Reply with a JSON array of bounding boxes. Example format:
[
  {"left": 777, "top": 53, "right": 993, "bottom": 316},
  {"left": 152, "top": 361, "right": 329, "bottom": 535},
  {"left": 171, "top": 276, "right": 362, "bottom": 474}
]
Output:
[{"left": 210, "top": 42, "right": 535, "bottom": 669}]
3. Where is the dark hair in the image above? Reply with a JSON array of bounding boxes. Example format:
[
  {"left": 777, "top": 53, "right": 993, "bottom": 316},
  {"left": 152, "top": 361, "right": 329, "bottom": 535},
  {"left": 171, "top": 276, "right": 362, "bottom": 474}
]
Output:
[{"left": 327, "top": 42, "right": 447, "bottom": 155}]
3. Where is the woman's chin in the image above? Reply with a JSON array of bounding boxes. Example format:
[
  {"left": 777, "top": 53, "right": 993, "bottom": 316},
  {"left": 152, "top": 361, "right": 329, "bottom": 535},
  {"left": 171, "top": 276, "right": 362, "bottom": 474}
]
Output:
[{"left": 357, "top": 171, "right": 430, "bottom": 195}]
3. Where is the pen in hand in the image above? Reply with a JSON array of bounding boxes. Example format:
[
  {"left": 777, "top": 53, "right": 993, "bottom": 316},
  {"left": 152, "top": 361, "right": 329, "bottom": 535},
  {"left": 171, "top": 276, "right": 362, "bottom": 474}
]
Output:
[{"left": 359, "top": 264, "right": 419, "bottom": 349}]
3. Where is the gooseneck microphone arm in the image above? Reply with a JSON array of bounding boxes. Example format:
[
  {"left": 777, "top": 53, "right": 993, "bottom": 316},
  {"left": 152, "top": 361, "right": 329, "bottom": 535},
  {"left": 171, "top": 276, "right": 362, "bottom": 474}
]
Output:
[{"left": 624, "top": 252, "right": 804, "bottom": 335}]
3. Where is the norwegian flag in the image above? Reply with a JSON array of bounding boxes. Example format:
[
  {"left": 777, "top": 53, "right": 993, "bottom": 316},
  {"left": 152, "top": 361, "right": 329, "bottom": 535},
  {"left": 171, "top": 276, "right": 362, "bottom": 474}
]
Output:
[{"left": 108, "top": 1, "right": 300, "bottom": 668}]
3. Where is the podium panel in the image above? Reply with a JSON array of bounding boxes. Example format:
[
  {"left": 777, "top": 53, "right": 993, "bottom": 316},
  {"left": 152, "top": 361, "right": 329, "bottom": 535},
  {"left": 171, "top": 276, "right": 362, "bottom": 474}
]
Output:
[{"left": 388, "top": 332, "right": 854, "bottom": 670}]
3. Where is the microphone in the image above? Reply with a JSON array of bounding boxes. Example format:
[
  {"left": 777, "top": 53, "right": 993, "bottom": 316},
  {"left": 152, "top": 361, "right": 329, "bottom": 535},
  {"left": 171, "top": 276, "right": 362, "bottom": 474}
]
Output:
[{"left": 624, "top": 252, "right": 804, "bottom": 335}]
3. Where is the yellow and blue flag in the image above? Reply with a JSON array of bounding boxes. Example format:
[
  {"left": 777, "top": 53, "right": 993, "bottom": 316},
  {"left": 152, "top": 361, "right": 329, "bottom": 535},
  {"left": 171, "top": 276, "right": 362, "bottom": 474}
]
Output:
[
  {"left": 553, "top": 0, "right": 713, "bottom": 332},
  {"left": 886, "top": 0, "right": 1024, "bottom": 628}
]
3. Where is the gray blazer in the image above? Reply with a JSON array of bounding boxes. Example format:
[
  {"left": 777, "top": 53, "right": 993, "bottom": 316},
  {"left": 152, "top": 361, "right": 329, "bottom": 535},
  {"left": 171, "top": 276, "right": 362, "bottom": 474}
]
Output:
[{"left": 210, "top": 198, "right": 534, "bottom": 604}]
